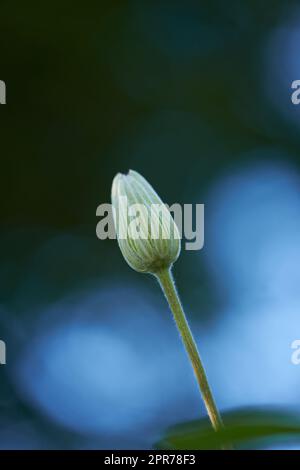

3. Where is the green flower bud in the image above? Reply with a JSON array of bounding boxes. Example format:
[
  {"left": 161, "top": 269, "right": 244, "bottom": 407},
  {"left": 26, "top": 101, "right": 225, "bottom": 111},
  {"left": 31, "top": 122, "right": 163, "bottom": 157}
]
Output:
[{"left": 111, "top": 170, "right": 181, "bottom": 274}]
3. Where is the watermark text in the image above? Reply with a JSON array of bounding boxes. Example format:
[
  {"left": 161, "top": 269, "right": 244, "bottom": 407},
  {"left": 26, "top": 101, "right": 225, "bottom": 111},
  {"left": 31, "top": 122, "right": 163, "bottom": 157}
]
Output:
[
  {"left": 0, "top": 80, "right": 6, "bottom": 104},
  {"left": 96, "top": 200, "right": 204, "bottom": 251}
]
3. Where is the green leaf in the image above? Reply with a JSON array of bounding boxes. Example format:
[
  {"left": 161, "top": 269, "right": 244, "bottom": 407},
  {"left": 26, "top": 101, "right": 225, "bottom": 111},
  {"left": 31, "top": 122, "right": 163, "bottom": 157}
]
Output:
[{"left": 156, "top": 407, "right": 300, "bottom": 450}]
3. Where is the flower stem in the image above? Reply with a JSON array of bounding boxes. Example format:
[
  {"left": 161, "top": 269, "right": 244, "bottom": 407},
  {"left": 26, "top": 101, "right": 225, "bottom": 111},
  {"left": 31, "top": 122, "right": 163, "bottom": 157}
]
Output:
[{"left": 156, "top": 267, "right": 227, "bottom": 443}]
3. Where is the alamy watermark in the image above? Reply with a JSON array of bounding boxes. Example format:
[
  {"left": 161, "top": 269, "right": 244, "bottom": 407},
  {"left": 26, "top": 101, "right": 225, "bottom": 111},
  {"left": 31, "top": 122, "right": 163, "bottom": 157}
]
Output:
[
  {"left": 96, "top": 200, "right": 204, "bottom": 251},
  {"left": 291, "top": 340, "right": 300, "bottom": 365},
  {"left": 291, "top": 80, "right": 300, "bottom": 105},
  {"left": 0, "top": 80, "right": 6, "bottom": 104},
  {"left": 0, "top": 340, "right": 6, "bottom": 365}
]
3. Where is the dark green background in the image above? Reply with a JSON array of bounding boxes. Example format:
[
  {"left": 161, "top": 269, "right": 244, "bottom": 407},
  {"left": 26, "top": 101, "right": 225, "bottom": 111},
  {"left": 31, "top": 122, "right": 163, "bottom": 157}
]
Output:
[{"left": 1, "top": 0, "right": 300, "bottom": 450}]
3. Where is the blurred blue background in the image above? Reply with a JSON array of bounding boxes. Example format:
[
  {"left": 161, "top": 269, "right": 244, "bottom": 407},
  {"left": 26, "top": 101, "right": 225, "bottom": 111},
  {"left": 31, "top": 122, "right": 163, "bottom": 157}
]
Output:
[{"left": 1, "top": 0, "right": 300, "bottom": 449}]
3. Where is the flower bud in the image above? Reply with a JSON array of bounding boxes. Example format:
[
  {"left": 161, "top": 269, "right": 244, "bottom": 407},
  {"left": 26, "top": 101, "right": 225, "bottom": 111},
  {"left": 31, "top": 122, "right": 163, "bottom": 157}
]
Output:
[{"left": 111, "top": 170, "right": 181, "bottom": 273}]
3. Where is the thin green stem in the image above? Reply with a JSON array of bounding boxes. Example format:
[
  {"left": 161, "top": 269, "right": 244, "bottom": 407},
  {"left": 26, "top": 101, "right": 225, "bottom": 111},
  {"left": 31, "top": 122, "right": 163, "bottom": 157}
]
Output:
[{"left": 156, "top": 267, "right": 228, "bottom": 445}]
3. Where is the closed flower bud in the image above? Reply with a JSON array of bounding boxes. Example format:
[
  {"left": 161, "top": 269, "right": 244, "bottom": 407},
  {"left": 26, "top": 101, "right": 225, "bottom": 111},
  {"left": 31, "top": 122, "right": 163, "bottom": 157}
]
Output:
[{"left": 111, "top": 170, "right": 181, "bottom": 274}]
